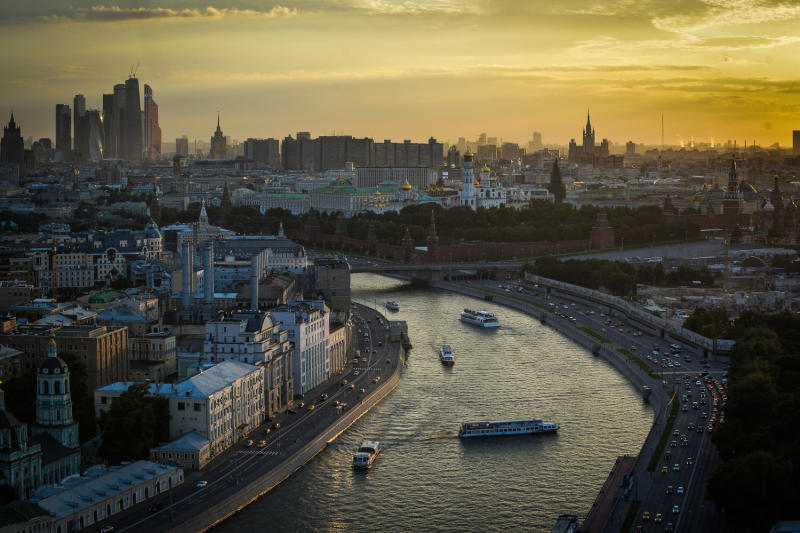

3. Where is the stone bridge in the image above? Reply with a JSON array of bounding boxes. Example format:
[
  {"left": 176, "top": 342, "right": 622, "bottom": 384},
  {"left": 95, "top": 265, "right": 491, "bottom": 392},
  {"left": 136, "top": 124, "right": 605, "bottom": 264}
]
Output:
[{"left": 349, "top": 261, "right": 527, "bottom": 283}]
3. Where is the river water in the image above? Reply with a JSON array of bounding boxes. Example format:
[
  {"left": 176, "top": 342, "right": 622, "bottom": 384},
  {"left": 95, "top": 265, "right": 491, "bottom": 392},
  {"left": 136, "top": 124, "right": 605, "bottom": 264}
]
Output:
[{"left": 216, "top": 274, "right": 653, "bottom": 532}]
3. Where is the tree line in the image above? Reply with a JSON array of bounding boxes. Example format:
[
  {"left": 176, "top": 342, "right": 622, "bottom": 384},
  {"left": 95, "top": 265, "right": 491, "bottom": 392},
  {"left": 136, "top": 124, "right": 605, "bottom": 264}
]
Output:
[{"left": 526, "top": 256, "right": 717, "bottom": 297}]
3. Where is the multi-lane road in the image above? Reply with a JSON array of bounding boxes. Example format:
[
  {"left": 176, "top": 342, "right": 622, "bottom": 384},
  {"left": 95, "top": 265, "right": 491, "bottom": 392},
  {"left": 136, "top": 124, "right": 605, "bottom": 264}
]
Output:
[
  {"left": 461, "top": 278, "right": 729, "bottom": 533},
  {"left": 89, "top": 303, "right": 399, "bottom": 533}
]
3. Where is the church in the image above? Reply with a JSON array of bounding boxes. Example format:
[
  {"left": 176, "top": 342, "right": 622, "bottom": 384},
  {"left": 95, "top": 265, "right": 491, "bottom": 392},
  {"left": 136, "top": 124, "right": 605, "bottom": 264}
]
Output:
[
  {"left": 458, "top": 150, "right": 507, "bottom": 210},
  {"left": 0, "top": 333, "right": 81, "bottom": 498}
]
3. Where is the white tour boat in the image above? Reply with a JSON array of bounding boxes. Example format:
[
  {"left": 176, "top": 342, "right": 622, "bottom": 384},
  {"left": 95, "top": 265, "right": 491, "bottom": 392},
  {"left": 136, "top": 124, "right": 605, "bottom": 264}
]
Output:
[
  {"left": 439, "top": 345, "right": 455, "bottom": 365},
  {"left": 460, "top": 309, "right": 500, "bottom": 328},
  {"left": 385, "top": 301, "right": 400, "bottom": 311},
  {"left": 458, "top": 418, "right": 559, "bottom": 438},
  {"left": 352, "top": 441, "right": 382, "bottom": 469}
]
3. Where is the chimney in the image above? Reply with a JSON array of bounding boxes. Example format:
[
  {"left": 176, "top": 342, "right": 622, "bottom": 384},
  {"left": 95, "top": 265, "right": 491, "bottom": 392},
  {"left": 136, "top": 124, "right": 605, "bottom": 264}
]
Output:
[
  {"left": 251, "top": 254, "right": 259, "bottom": 311},
  {"left": 204, "top": 241, "right": 214, "bottom": 305},
  {"left": 182, "top": 242, "right": 193, "bottom": 312}
]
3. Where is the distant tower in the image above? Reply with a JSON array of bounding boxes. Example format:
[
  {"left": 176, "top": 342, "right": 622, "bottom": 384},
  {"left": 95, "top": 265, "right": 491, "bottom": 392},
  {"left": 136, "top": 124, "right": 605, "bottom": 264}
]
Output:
[
  {"left": 278, "top": 221, "right": 285, "bottom": 238},
  {"left": 210, "top": 113, "right": 226, "bottom": 159},
  {"left": 124, "top": 76, "right": 143, "bottom": 160},
  {"left": 73, "top": 94, "right": 87, "bottom": 156},
  {"left": 55, "top": 104, "right": 71, "bottom": 159},
  {"left": 143, "top": 84, "right": 162, "bottom": 160},
  {"left": 1, "top": 113, "right": 25, "bottom": 170},
  {"left": 221, "top": 180, "right": 232, "bottom": 210},
  {"left": 199, "top": 197, "right": 209, "bottom": 228},
  {"left": 582, "top": 110, "right": 595, "bottom": 153},
  {"left": 34, "top": 333, "right": 79, "bottom": 449},
  {"left": 426, "top": 210, "right": 439, "bottom": 262},
  {"left": 460, "top": 150, "right": 476, "bottom": 210},
  {"left": 723, "top": 159, "right": 744, "bottom": 215}
]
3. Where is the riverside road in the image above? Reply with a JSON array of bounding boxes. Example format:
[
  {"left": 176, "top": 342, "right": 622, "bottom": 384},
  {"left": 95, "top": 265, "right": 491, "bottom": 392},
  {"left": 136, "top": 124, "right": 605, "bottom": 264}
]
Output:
[{"left": 87, "top": 303, "right": 400, "bottom": 533}]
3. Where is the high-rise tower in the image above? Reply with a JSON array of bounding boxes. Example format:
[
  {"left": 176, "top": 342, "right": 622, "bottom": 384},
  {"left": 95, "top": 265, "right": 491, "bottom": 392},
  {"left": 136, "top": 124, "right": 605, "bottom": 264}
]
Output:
[
  {"left": 124, "top": 77, "right": 142, "bottom": 160},
  {"left": 0, "top": 113, "right": 24, "bottom": 170},
  {"left": 55, "top": 104, "right": 71, "bottom": 159},
  {"left": 210, "top": 113, "right": 226, "bottom": 159},
  {"left": 143, "top": 84, "right": 161, "bottom": 160},
  {"left": 112, "top": 83, "right": 127, "bottom": 159},
  {"left": 73, "top": 94, "right": 87, "bottom": 157},
  {"left": 582, "top": 110, "right": 595, "bottom": 153}
]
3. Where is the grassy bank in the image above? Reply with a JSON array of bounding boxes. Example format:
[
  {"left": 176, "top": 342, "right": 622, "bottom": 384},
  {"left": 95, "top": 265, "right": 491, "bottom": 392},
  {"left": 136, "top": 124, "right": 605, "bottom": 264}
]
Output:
[
  {"left": 617, "top": 347, "right": 659, "bottom": 379},
  {"left": 579, "top": 326, "right": 610, "bottom": 343}
]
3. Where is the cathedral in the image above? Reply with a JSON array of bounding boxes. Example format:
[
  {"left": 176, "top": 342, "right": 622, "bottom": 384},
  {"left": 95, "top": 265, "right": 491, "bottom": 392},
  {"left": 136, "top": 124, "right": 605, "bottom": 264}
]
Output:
[{"left": 568, "top": 111, "right": 610, "bottom": 164}]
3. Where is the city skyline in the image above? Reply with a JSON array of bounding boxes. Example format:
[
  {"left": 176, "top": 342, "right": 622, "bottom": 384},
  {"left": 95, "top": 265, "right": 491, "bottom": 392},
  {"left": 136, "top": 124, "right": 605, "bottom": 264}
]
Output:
[{"left": 1, "top": 1, "right": 799, "bottom": 147}]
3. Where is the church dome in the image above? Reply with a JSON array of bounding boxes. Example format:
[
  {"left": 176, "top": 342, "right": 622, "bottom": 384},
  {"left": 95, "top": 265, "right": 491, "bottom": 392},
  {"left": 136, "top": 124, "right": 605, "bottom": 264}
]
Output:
[
  {"left": 401, "top": 179, "right": 412, "bottom": 191},
  {"left": 39, "top": 334, "right": 68, "bottom": 373},
  {"left": 463, "top": 150, "right": 474, "bottom": 161},
  {"left": 481, "top": 165, "right": 491, "bottom": 173},
  {"left": 144, "top": 220, "right": 161, "bottom": 239}
]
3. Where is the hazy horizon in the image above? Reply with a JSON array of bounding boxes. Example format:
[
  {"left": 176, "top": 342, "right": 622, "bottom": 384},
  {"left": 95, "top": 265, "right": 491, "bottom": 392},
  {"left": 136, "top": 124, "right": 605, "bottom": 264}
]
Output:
[{"left": 2, "top": 0, "right": 799, "bottom": 148}]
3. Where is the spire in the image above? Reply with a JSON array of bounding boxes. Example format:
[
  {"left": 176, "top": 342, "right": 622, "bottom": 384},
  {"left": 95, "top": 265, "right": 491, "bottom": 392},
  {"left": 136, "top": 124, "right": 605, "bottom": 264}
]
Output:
[
  {"left": 217, "top": 111, "right": 220, "bottom": 130},
  {"left": 9, "top": 111, "right": 14, "bottom": 125},
  {"left": 278, "top": 221, "right": 285, "bottom": 238},
  {"left": 586, "top": 109, "right": 592, "bottom": 132}
]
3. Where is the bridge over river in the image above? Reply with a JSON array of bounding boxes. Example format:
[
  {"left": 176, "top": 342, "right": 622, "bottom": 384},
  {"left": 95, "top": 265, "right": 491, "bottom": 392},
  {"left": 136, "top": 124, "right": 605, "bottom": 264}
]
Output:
[{"left": 349, "top": 261, "right": 526, "bottom": 282}]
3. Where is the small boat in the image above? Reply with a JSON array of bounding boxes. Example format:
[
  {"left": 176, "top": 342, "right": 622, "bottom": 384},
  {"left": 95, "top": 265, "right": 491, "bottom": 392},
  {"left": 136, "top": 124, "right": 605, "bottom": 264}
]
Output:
[
  {"left": 439, "top": 345, "right": 455, "bottom": 365},
  {"left": 385, "top": 301, "right": 400, "bottom": 311},
  {"left": 352, "top": 440, "right": 382, "bottom": 469},
  {"left": 461, "top": 309, "right": 500, "bottom": 328},
  {"left": 458, "top": 418, "right": 559, "bottom": 438}
]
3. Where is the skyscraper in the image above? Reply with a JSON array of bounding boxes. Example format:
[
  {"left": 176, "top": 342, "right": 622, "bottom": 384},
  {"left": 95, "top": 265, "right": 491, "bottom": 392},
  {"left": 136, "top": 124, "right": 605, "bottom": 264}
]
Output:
[
  {"left": 55, "top": 104, "right": 71, "bottom": 159},
  {"left": 102, "top": 93, "right": 115, "bottom": 158},
  {"left": 112, "top": 83, "right": 127, "bottom": 159},
  {"left": 1, "top": 113, "right": 25, "bottom": 170},
  {"left": 176, "top": 136, "right": 189, "bottom": 157},
  {"left": 73, "top": 94, "right": 88, "bottom": 158},
  {"left": 210, "top": 113, "right": 226, "bottom": 159},
  {"left": 794, "top": 130, "right": 800, "bottom": 155},
  {"left": 143, "top": 84, "right": 161, "bottom": 160},
  {"left": 124, "top": 77, "right": 142, "bottom": 160},
  {"left": 85, "top": 110, "right": 104, "bottom": 161}
]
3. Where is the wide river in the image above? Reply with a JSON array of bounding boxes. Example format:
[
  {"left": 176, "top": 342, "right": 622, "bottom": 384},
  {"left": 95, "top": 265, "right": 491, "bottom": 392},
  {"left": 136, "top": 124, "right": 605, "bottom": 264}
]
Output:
[{"left": 216, "top": 274, "right": 653, "bottom": 532}]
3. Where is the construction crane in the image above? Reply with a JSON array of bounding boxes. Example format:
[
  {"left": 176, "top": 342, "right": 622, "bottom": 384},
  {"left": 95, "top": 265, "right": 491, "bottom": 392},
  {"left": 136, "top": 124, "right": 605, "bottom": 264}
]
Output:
[{"left": 129, "top": 62, "right": 140, "bottom": 78}]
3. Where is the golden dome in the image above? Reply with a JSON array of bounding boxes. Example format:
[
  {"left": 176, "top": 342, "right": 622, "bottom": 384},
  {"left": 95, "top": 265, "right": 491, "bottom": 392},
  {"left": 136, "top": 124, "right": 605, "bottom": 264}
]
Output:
[
  {"left": 481, "top": 165, "right": 491, "bottom": 173},
  {"left": 474, "top": 179, "right": 480, "bottom": 186},
  {"left": 463, "top": 150, "right": 474, "bottom": 161},
  {"left": 401, "top": 179, "right": 412, "bottom": 191},
  {"left": 373, "top": 188, "right": 382, "bottom": 196}
]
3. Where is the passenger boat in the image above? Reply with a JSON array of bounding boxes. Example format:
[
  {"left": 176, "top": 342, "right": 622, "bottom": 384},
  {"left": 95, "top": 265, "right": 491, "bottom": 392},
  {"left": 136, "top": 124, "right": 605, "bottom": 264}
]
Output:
[
  {"left": 460, "top": 309, "right": 500, "bottom": 328},
  {"left": 551, "top": 514, "right": 579, "bottom": 533},
  {"left": 439, "top": 345, "right": 455, "bottom": 365},
  {"left": 385, "top": 301, "right": 400, "bottom": 311},
  {"left": 352, "top": 441, "right": 382, "bottom": 469},
  {"left": 458, "top": 418, "right": 559, "bottom": 438}
]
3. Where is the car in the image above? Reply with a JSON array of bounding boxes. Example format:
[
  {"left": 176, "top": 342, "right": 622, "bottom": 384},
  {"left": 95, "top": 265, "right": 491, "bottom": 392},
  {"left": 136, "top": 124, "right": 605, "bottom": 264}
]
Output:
[
  {"left": 661, "top": 466, "right": 668, "bottom": 474},
  {"left": 373, "top": 377, "right": 381, "bottom": 384},
  {"left": 670, "top": 440, "right": 677, "bottom": 447},
  {"left": 673, "top": 463, "right": 680, "bottom": 472},
  {"left": 672, "top": 505, "right": 680, "bottom": 514},
  {"left": 654, "top": 513, "right": 662, "bottom": 523},
  {"left": 664, "top": 523, "right": 674, "bottom": 532},
  {"left": 681, "top": 440, "right": 689, "bottom": 447},
  {"left": 642, "top": 511, "right": 651, "bottom": 521},
  {"left": 353, "top": 370, "right": 360, "bottom": 376},
  {"left": 272, "top": 422, "right": 281, "bottom": 430},
  {"left": 681, "top": 406, "right": 688, "bottom": 412},
  {"left": 196, "top": 481, "right": 208, "bottom": 488},
  {"left": 297, "top": 401, "right": 305, "bottom": 408},
  {"left": 348, "top": 384, "right": 355, "bottom": 390},
  {"left": 360, "top": 388, "right": 366, "bottom": 394},
  {"left": 333, "top": 400, "right": 341, "bottom": 407},
  {"left": 341, "top": 379, "right": 348, "bottom": 386},
  {"left": 319, "top": 394, "right": 328, "bottom": 401},
  {"left": 665, "top": 485, "right": 674, "bottom": 494},
  {"left": 665, "top": 451, "right": 671, "bottom": 460},
  {"left": 677, "top": 486, "right": 685, "bottom": 495},
  {"left": 100, "top": 527, "right": 115, "bottom": 533},
  {"left": 263, "top": 428, "right": 271, "bottom": 435},
  {"left": 307, "top": 404, "right": 316, "bottom": 411},
  {"left": 148, "top": 503, "right": 163, "bottom": 512},
  {"left": 245, "top": 439, "right": 254, "bottom": 447},
  {"left": 686, "top": 457, "right": 693, "bottom": 465}
]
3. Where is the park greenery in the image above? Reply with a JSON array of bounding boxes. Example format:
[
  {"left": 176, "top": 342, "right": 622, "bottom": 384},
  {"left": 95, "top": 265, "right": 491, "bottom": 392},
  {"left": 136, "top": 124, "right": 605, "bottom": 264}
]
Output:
[
  {"left": 698, "top": 311, "right": 800, "bottom": 531},
  {"left": 98, "top": 382, "right": 170, "bottom": 464},
  {"left": 525, "top": 256, "right": 717, "bottom": 297}
]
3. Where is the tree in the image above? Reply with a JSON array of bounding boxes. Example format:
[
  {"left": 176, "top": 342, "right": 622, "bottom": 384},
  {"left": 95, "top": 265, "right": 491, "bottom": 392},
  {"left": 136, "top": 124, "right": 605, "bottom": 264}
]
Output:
[
  {"left": 109, "top": 276, "right": 134, "bottom": 290},
  {"left": 98, "top": 383, "right": 170, "bottom": 464},
  {"left": 59, "top": 352, "right": 96, "bottom": 442},
  {"left": 548, "top": 159, "right": 566, "bottom": 203}
]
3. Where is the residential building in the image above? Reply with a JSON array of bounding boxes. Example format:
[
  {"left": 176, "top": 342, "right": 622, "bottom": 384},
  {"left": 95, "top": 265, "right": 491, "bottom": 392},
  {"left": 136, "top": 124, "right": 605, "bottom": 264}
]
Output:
[
  {"left": 271, "top": 300, "right": 330, "bottom": 396},
  {"left": 0, "top": 281, "right": 33, "bottom": 308},
  {"left": 203, "top": 311, "right": 293, "bottom": 416},
  {"left": 243, "top": 138, "right": 280, "bottom": 169},
  {"left": 314, "top": 258, "right": 350, "bottom": 311},
  {"left": 129, "top": 332, "right": 177, "bottom": 382},
  {"left": 0, "top": 325, "right": 129, "bottom": 393},
  {"left": 175, "top": 136, "right": 189, "bottom": 157},
  {"left": 329, "top": 321, "right": 348, "bottom": 376}
]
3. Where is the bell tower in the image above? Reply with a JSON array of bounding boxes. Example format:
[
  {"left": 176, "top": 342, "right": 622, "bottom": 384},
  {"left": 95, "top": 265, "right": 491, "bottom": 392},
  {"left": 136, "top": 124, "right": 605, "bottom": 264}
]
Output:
[{"left": 34, "top": 332, "right": 79, "bottom": 449}]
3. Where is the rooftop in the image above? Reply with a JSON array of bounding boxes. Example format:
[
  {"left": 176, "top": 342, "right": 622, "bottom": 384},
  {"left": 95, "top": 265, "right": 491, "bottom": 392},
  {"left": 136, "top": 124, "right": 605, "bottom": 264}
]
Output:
[{"left": 152, "top": 431, "right": 209, "bottom": 452}]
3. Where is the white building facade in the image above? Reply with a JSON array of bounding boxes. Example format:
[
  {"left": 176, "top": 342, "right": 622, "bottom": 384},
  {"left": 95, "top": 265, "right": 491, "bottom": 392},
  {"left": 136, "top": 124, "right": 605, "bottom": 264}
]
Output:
[{"left": 271, "top": 300, "right": 330, "bottom": 396}]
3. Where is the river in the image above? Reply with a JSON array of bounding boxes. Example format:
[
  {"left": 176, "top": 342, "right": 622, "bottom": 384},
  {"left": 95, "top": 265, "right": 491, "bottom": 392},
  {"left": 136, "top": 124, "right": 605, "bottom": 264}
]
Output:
[{"left": 215, "top": 274, "right": 653, "bottom": 532}]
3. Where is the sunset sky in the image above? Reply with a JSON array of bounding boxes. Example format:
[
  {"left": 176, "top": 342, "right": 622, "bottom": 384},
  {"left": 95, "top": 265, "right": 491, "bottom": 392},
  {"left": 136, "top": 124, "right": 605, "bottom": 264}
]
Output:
[{"left": 1, "top": 0, "right": 799, "bottom": 148}]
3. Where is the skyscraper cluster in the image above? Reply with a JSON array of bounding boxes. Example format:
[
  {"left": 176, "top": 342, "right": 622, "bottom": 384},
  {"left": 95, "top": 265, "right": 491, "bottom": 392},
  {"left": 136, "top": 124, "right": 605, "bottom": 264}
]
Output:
[{"left": 54, "top": 75, "right": 161, "bottom": 162}]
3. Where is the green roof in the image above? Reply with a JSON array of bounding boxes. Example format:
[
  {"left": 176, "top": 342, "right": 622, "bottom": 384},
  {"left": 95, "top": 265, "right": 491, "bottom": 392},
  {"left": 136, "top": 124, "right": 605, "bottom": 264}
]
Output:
[{"left": 88, "top": 289, "right": 127, "bottom": 304}]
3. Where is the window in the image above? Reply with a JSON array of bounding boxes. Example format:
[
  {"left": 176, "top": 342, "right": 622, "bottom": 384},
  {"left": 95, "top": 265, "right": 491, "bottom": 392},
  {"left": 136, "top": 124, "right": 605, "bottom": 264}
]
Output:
[
  {"left": 194, "top": 403, "right": 201, "bottom": 411},
  {"left": 178, "top": 402, "right": 185, "bottom": 411}
]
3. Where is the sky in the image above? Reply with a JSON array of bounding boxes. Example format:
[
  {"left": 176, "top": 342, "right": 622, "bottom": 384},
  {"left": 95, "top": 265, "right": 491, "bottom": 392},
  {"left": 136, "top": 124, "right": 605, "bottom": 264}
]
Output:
[{"left": 1, "top": 0, "right": 799, "bottom": 148}]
